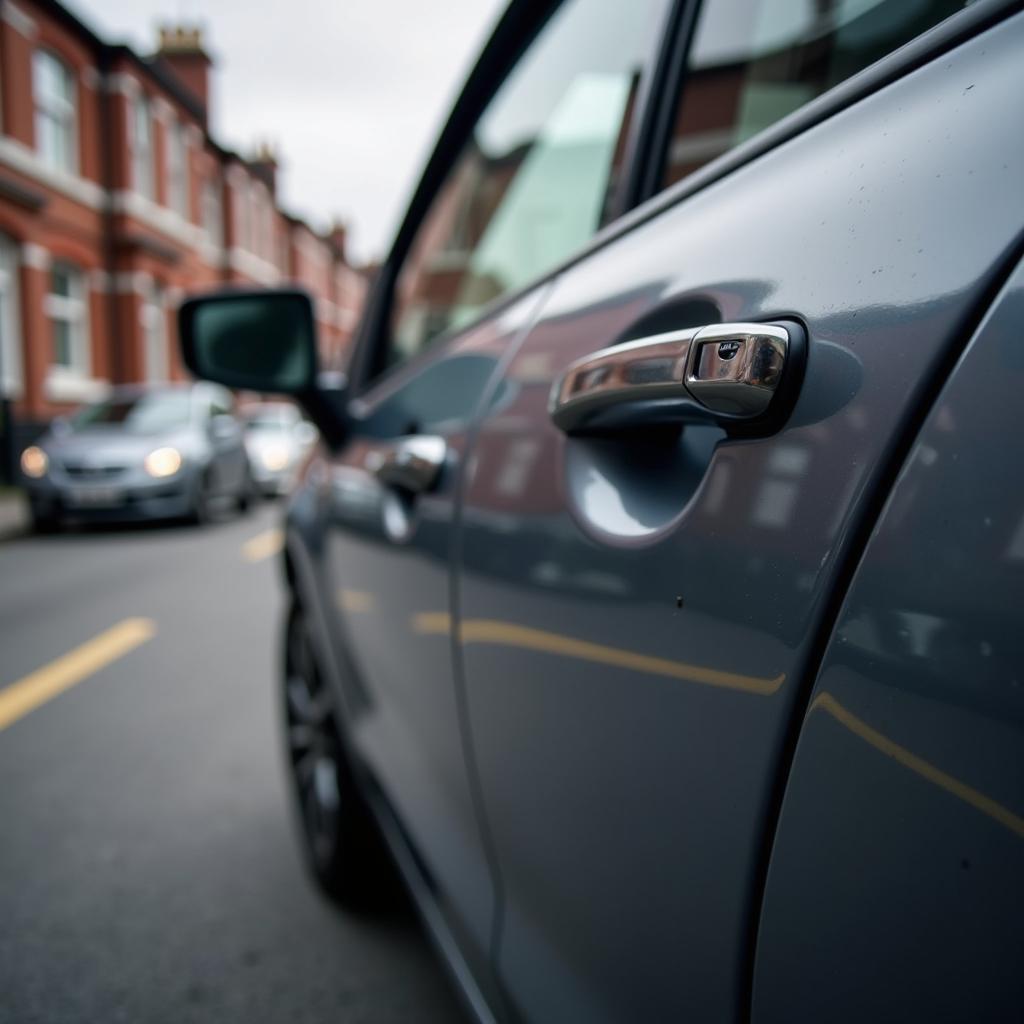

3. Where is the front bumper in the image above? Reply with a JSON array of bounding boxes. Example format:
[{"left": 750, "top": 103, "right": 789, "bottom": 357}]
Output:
[{"left": 25, "top": 469, "right": 197, "bottom": 523}]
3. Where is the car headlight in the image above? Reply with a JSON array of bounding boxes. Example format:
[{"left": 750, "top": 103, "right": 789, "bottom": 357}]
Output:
[
  {"left": 258, "top": 444, "right": 290, "bottom": 472},
  {"left": 20, "top": 446, "right": 48, "bottom": 479},
  {"left": 144, "top": 446, "right": 182, "bottom": 478}
]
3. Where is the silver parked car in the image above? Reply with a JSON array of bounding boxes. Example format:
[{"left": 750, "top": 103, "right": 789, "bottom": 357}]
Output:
[
  {"left": 20, "top": 383, "right": 252, "bottom": 530},
  {"left": 242, "top": 403, "right": 317, "bottom": 497}
]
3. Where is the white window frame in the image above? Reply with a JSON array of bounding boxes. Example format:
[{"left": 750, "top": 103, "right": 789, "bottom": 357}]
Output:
[
  {"left": 0, "top": 235, "right": 24, "bottom": 398},
  {"left": 141, "top": 283, "right": 167, "bottom": 383},
  {"left": 33, "top": 49, "right": 78, "bottom": 174},
  {"left": 167, "top": 118, "right": 190, "bottom": 219},
  {"left": 130, "top": 94, "right": 155, "bottom": 199},
  {"left": 45, "top": 263, "right": 90, "bottom": 378}
]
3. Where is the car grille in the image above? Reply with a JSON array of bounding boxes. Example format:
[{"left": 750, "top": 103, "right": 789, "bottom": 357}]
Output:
[{"left": 60, "top": 461, "right": 128, "bottom": 479}]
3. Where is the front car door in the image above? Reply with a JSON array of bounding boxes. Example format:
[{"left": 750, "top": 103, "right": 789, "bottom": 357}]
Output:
[
  {"left": 453, "top": 2, "right": 1024, "bottom": 1020},
  {"left": 307, "top": 0, "right": 672, "bottom": 1008}
]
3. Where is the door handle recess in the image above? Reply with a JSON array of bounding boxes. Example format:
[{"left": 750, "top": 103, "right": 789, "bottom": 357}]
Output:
[
  {"left": 367, "top": 435, "right": 447, "bottom": 494},
  {"left": 550, "top": 322, "right": 794, "bottom": 434}
]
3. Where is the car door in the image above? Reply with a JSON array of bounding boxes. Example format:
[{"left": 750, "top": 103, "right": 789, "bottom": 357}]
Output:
[
  {"left": 752, "top": 255, "right": 1024, "bottom": 1023},
  {"left": 312, "top": 0, "right": 672, "bottom": 1006},
  {"left": 453, "top": 3, "right": 1024, "bottom": 1021}
]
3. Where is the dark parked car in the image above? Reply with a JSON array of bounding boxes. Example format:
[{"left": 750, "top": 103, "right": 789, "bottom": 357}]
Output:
[
  {"left": 21, "top": 383, "right": 252, "bottom": 529},
  {"left": 180, "top": 1, "right": 1024, "bottom": 1021}
]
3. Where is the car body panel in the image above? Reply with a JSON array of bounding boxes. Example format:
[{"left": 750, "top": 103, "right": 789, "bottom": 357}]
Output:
[
  {"left": 751, "top": 255, "right": 1024, "bottom": 1023},
  {"left": 451, "top": 15, "right": 1024, "bottom": 1022},
  {"left": 309, "top": 289, "right": 550, "bottom": 1005}
]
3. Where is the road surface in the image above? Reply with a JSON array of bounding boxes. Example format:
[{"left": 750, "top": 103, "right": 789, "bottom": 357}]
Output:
[{"left": 0, "top": 503, "right": 467, "bottom": 1024}]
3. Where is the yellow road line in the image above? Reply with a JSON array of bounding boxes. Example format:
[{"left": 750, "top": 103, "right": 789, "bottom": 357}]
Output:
[
  {"left": 0, "top": 618, "right": 156, "bottom": 732},
  {"left": 242, "top": 528, "right": 284, "bottom": 563},
  {"left": 411, "top": 612, "right": 784, "bottom": 696},
  {"left": 812, "top": 691, "right": 1024, "bottom": 840}
]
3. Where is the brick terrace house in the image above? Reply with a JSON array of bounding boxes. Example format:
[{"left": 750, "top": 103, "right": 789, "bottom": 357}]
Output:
[{"left": 0, "top": 0, "right": 366, "bottom": 469}]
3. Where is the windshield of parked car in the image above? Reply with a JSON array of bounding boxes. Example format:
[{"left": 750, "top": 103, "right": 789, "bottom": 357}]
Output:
[{"left": 70, "top": 391, "right": 193, "bottom": 434}]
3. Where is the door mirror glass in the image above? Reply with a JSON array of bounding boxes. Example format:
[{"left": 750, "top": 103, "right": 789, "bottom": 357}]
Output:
[{"left": 180, "top": 290, "right": 318, "bottom": 395}]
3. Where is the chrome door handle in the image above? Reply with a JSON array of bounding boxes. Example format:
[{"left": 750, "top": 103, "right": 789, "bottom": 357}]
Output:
[
  {"left": 367, "top": 435, "right": 447, "bottom": 494},
  {"left": 550, "top": 322, "right": 793, "bottom": 433}
]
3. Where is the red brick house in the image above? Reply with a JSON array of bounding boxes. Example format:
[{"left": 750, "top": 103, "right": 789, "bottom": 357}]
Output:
[{"left": 0, "top": 0, "right": 366, "bottom": 470}]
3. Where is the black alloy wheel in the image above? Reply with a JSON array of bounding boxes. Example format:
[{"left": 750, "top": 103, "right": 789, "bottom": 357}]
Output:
[{"left": 283, "top": 601, "right": 393, "bottom": 908}]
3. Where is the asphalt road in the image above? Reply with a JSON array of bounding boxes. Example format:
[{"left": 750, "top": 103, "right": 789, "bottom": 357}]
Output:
[{"left": 0, "top": 502, "right": 467, "bottom": 1024}]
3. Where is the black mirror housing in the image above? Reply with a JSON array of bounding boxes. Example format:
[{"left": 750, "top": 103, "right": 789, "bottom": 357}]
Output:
[
  {"left": 180, "top": 288, "right": 318, "bottom": 394},
  {"left": 179, "top": 288, "right": 350, "bottom": 447}
]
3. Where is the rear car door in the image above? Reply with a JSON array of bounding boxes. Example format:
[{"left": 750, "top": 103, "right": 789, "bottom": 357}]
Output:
[
  {"left": 309, "top": 0, "right": 672, "bottom": 1005},
  {"left": 453, "top": 3, "right": 1024, "bottom": 1020}
]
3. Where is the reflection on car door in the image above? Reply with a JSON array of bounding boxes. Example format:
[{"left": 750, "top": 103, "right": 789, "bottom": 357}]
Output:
[
  {"left": 454, "top": 9, "right": 1024, "bottom": 1023},
  {"left": 317, "top": 0, "right": 669, "bottom": 1004}
]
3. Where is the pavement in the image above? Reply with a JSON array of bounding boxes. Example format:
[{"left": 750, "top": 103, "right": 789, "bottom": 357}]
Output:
[
  {"left": 0, "top": 486, "right": 28, "bottom": 540},
  {"left": 0, "top": 502, "right": 467, "bottom": 1024}
]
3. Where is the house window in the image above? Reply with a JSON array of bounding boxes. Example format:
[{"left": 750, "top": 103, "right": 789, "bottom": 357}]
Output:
[
  {"left": 0, "top": 236, "right": 24, "bottom": 397},
  {"left": 202, "top": 179, "right": 223, "bottom": 246},
  {"left": 131, "top": 95, "right": 155, "bottom": 199},
  {"left": 33, "top": 51, "right": 77, "bottom": 173},
  {"left": 167, "top": 119, "right": 190, "bottom": 218},
  {"left": 46, "top": 264, "right": 89, "bottom": 376},
  {"left": 142, "top": 283, "right": 167, "bottom": 382}
]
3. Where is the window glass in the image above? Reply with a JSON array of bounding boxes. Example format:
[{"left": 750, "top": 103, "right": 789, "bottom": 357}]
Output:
[
  {"left": 142, "top": 283, "right": 167, "bottom": 383},
  {"left": 662, "top": 0, "right": 964, "bottom": 189},
  {"left": 72, "top": 391, "right": 192, "bottom": 433},
  {"left": 132, "top": 95, "right": 155, "bottom": 198},
  {"left": 46, "top": 264, "right": 88, "bottom": 375},
  {"left": 202, "top": 179, "right": 223, "bottom": 246},
  {"left": 168, "top": 120, "right": 189, "bottom": 218},
  {"left": 33, "top": 51, "right": 77, "bottom": 173},
  {"left": 386, "top": 0, "right": 666, "bottom": 372},
  {"left": 0, "top": 235, "right": 23, "bottom": 396}
]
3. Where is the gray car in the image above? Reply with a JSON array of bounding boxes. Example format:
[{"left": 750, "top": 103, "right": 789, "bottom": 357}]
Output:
[
  {"left": 180, "top": 1, "right": 1023, "bottom": 1021},
  {"left": 21, "top": 383, "right": 252, "bottom": 530}
]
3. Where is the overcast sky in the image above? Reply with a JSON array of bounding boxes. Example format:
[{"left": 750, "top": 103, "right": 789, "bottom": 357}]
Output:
[{"left": 71, "top": 0, "right": 506, "bottom": 263}]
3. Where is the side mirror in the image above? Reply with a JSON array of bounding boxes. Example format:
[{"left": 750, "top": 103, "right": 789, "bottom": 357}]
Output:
[
  {"left": 180, "top": 289, "right": 317, "bottom": 394},
  {"left": 179, "top": 289, "right": 349, "bottom": 447}
]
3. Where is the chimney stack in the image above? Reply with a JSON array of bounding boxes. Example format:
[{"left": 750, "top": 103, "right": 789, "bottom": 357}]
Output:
[
  {"left": 155, "top": 25, "right": 212, "bottom": 125},
  {"left": 328, "top": 220, "right": 348, "bottom": 263},
  {"left": 248, "top": 142, "right": 279, "bottom": 197}
]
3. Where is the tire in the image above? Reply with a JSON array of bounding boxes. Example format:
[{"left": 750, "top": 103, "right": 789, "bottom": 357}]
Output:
[
  {"left": 282, "top": 601, "right": 394, "bottom": 909},
  {"left": 30, "top": 511, "right": 59, "bottom": 534},
  {"left": 236, "top": 465, "right": 254, "bottom": 514}
]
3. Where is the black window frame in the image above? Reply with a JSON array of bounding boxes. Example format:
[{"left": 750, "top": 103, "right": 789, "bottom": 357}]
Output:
[{"left": 345, "top": 0, "right": 679, "bottom": 396}]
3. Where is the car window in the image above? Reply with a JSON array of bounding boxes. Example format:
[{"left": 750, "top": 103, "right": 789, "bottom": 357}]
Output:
[
  {"left": 71, "top": 391, "right": 193, "bottom": 434},
  {"left": 384, "top": 0, "right": 668, "bottom": 374},
  {"left": 661, "top": 0, "right": 964, "bottom": 189}
]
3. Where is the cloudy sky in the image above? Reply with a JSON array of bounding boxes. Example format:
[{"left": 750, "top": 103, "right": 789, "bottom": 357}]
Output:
[{"left": 71, "top": 0, "right": 506, "bottom": 263}]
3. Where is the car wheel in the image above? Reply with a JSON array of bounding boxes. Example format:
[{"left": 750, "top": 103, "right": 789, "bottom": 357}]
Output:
[
  {"left": 30, "top": 510, "right": 59, "bottom": 534},
  {"left": 236, "top": 465, "right": 254, "bottom": 514},
  {"left": 283, "top": 601, "right": 394, "bottom": 909}
]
